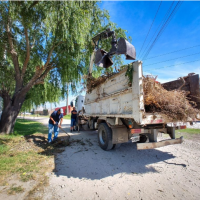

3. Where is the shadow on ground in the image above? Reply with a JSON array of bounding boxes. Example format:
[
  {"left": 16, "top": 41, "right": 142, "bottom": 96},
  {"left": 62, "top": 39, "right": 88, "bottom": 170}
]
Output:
[
  {"left": 53, "top": 128, "right": 177, "bottom": 180},
  {"left": 24, "top": 133, "right": 70, "bottom": 156},
  {"left": 20, "top": 118, "right": 71, "bottom": 156},
  {"left": 19, "top": 119, "right": 181, "bottom": 181}
]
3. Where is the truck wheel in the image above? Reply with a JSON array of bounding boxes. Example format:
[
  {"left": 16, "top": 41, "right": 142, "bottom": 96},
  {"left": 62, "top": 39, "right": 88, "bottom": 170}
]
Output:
[
  {"left": 112, "top": 143, "right": 121, "bottom": 150},
  {"left": 137, "top": 135, "right": 148, "bottom": 143},
  {"left": 98, "top": 123, "right": 113, "bottom": 150}
]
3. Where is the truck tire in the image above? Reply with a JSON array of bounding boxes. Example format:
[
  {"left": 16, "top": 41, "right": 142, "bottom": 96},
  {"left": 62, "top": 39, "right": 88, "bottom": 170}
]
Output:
[
  {"left": 98, "top": 123, "right": 113, "bottom": 150},
  {"left": 112, "top": 143, "right": 121, "bottom": 149}
]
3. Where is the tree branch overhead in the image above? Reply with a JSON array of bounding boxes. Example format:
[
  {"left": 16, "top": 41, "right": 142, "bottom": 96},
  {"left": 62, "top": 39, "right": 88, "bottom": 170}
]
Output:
[
  {"left": 6, "top": 18, "right": 22, "bottom": 90},
  {"left": 21, "top": 27, "right": 30, "bottom": 80}
]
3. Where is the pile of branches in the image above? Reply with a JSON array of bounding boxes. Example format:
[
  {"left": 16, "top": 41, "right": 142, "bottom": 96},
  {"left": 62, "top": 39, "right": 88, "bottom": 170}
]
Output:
[
  {"left": 143, "top": 76, "right": 199, "bottom": 121},
  {"left": 84, "top": 72, "right": 117, "bottom": 93}
]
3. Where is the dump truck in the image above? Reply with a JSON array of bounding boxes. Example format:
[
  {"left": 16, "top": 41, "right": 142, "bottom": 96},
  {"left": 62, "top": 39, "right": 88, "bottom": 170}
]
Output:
[{"left": 76, "top": 29, "right": 200, "bottom": 150}]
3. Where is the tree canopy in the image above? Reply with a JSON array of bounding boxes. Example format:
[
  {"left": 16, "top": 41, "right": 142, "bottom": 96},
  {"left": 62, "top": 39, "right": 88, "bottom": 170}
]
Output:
[{"left": 0, "top": 0, "right": 129, "bottom": 133}]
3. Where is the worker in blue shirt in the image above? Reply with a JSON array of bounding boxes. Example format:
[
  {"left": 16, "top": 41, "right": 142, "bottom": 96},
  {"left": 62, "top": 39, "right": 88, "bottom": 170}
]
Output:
[{"left": 48, "top": 108, "right": 63, "bottom": 143}]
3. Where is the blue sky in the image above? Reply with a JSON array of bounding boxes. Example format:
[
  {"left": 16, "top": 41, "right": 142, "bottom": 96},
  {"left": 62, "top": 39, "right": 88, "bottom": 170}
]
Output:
[
  {"left": 100, "top": 0, "right": 200, "bottom": 83},
  {"left": 47, "top": 1, "right": 200, "bottom": 109}
]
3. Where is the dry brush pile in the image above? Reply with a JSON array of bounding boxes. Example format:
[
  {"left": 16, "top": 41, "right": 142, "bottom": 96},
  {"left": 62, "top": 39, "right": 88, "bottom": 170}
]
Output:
[
  {"left": 143, "top": 76, "right": 200, "bottom": 121},
  {"left": 84, "top": 72, "right": 117, "bottom": 93}
]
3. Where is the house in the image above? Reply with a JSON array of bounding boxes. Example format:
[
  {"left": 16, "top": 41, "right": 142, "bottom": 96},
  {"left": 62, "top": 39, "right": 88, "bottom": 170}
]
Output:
[{"left": 55, "top": 105, "right": 71, "bottom": 116}]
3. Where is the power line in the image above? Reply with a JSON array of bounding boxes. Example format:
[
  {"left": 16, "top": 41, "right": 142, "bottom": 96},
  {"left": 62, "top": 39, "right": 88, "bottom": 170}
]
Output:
[
  {"left": 144, "top": 51, "right": 200, "bottom": 67},
  {"left": 142, "top": 1, "right": 182, "bottom": 61},
  {"left": 144, "top": 44, "right": 200, "bottom": 60},
  {"left": 140, "top": 1, "right": 175, "bottom": 59},
  {"left": 144, "top": 59, "right": 200, "bottom": 72},
  {"left": 142, "top": 1, "right": 180, "bottom": 60},
  {"left": 138, "top": 1, "right": 162, "bottom": 58}
]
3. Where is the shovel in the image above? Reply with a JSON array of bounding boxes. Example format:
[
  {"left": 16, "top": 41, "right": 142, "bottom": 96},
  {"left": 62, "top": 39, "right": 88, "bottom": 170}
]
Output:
[{"left": 60, "top": 127, "right": 70, "bottom": 138}]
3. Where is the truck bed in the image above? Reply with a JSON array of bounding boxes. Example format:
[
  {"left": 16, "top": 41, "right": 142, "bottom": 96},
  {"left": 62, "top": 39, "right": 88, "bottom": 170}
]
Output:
[
  {"left": 84, "top": 61, "right": 200, "bottom": 125},
  {"left": 84, "top": 61, "right": 165, "bottom": 125}
]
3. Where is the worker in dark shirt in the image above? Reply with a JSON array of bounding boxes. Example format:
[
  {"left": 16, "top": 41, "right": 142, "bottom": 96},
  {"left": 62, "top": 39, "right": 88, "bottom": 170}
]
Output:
[
  {"left": 71, "top": 107, "right": 77, "bottom": 132},
  {"left": 48, "top": 108, "right": 63, "bottom": 143}
]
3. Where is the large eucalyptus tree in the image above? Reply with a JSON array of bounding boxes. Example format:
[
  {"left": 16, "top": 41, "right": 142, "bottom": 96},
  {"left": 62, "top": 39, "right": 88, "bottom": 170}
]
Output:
[{"left": 0, "top": 1, "right": 128, "bottom": 134}]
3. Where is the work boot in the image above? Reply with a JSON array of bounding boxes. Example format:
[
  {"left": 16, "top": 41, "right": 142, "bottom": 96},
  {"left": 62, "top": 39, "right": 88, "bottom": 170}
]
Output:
[{"left": 70, "top": 130, "right": 72, "bottom": 133}]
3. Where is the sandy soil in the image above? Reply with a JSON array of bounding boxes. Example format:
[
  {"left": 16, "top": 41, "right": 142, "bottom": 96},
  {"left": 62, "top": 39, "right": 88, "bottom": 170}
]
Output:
[
  {"left": 2, "top": 117, "right": 200, "bottom": 200},
  {"left": 34, "top": 118, "right": 200, "bottom": 200}
]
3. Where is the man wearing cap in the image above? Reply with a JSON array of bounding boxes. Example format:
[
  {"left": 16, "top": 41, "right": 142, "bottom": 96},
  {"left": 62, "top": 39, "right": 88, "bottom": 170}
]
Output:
[{"left": 48, "top": 108, "right": 63, "bottom": 143}]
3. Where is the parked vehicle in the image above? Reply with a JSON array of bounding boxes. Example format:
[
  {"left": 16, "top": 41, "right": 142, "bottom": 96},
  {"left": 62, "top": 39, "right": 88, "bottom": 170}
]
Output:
[{"left": 76, "top": 30, "right": 200, "bottom": 151}]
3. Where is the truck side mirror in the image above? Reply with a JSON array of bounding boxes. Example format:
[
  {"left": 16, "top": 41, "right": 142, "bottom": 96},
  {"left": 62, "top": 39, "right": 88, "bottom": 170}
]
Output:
[{"left": 70, "top": 101, "right": 73, "bottom": 107}]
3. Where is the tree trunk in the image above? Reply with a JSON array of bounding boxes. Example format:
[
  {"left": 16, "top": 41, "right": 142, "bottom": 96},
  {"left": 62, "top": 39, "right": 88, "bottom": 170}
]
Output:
[
  {"left": 66, "top": 83, "right": 69, "bottom": 115},
  {"left": 0, "top": 93, "right": 25, "bottom": 134}
]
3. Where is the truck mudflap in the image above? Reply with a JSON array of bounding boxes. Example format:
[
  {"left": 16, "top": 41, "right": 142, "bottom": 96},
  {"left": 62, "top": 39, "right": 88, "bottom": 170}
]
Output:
[{"left": 137, "top": 136, "right": 183, "bottom": 150}]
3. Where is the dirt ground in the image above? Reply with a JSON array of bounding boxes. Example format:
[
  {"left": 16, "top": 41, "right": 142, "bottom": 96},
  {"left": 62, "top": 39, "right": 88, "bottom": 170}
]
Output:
[{"left": 2, "top": 117, "right": 200, "bottom": 200}]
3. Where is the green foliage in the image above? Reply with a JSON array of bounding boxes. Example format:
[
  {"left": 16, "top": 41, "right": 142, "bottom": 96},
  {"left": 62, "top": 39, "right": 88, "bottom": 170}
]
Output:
[
  {"left": 91, "top": 28, "right": 130, "bottom": 79},
  {"left": 125, "top": 63, "right": 134, "bottom": 86},
  {"left": 0, "top": 1, "right": 129, "bottom": 113}
]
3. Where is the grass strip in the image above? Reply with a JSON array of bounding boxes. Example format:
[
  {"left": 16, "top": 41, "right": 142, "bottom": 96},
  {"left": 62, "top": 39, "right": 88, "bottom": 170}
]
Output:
[
  {"left": 176, "top": 128, "right": 200, "bottom": 134},
  {"left": 13, "top": 119, "right": 48, "bottom": 136},
  {"left": 0, "top": 119, "right": 57, "bottom": 184},
  {"left": 7, "top": 185, "right": 25, "bottom": 195},
  {"left": 63, "top": 114, "right": 71, "bottom": 120}
]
